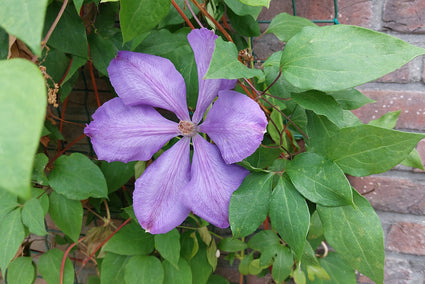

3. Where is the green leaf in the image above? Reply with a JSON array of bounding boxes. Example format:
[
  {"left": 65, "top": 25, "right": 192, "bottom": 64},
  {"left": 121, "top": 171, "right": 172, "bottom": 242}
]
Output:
[
  {"left": 31, "top": 187, "right": 49, "bottom": 216},
  {"left": 0, "top": 208, "right": 25, "bottom": 272},
  {"left": 267, "top": 108, "right": 287, "bottom": 147},
  {"left": 229, "top": 173, "right": 273, "bottom": 238},
  {"left": 305, "top": 111, "right": 339, "bottom": 155},
  {"left": 100, "top": 161, "right": 135, "bottom": 193},
  {"left": 224, "top": 0, "right": 262, "bottom": 18},
  {"left": 189, "top": 244, "right": 213, "bottom": 284},
  {"left": 326, "top": 125, "right": 425, "bottom": 176},
  {"left": 218, "top": 238, "right": 247, "bottom": 252},
  {"left": 60, "top": 55, "right": 87, "bottom": 89},
  {"left": 44, "top": 2, "right": 88, "bottom": 58},
  {"left": 0, "top": 0, "right": 48, "bottom": 55},
  {"left": 317, "top": 190, "right": 384, "bottom": 284},
  {"left": 100, "top": 253, "right": 130, "bottom": 284},
  {"left": 38, "top": 248, "right": 74, "bottom": 284},
  {"left": 301, "top": 242, "right": 329, "bottom": 281},
  {"left": 286, "top": 152, "right": 353, "bottom": 206},
  {"left": 163, "top": 258, "right": 192, "bottom": 284},
  {"left": 73, "top": 0, "right": 84, "bottom": 13},
  {"left": 120, "top": 0, "right": 171, "bottom": 43},
  {"left": 88, "top": 32, "right": 119, "bottom": 76},
  {"left": 307, "top": 211, "right": 324, "bottom": 251},
  {"left": 291, "top": 91, "right": 344, "bottom": 127},
  {"left": 103, "top": 222, "right": 154, "bottom": 255},
  {"left": 238, "top": 252, "right": 253, "bottom": 275},
  {"left": 272, "top": 246, "right": 293, "bottom": 283},
  {"left": 310, "top": 252, "right": 356, "bottom": 284},
  {"left": 368, "top": 110, "right": 400, "bottom": 129},
  {"left": 6, "top": 257, "right": 35, "bottom": 284},
  {"left": 247, "top": 230, "right": 280, "bottom": 251},
  {"left": 266, "top": 13, "right": 316, "bottom": 42},
  {"left": 0, "top": 59, "right": 46, "bottom": 199},
  {"left": 269, "top": 176, "right": 310, "bottom": 259},
  {"left": 160, "top": 0, "right": 199, "bottom": 26},
  {"left": 0, "top": 27, "right": 8, "bottom": 59},
  {"left": 32, "top": 153, "right": 49, "bottom": 186},
  {"left": 206, "top": 239, "right": 218, "bottom": 271},
  {"left": 401, "top": 148, "right": 424, "bottom": 170},
  {"left": 21, "top": 198, "right": 47, "bottom": 236},
  {"left": 244, "top": 146, "right": 282, "bottom": 169},
  {"left": 227, "top": 9, "right": 260, "bottom": 37},
  {"left": 281, "top": 25, "right": 425, "bottom": 91},
  {"left": 207, "top": 274, "right": 230, "bottom": 284},
  {"left": 135, "top": 29, "right": 198, "bottom": 108},
  {"left": 124, "top": 255, "right": 164, "bottom": 284},
  {"left": 155, "top": 229, "right": 180, "bottom": 267},
  {"left": 0, "top": 188, "right": 19, "bottom": 219},
  {"left": 49, "top": 191, "right": 83, "bottom": 243},
  {"left": 49, "top": 153, "right": 108, "bottom": 200},
  {"left": 237, "top": 0, "right": 270, "bottom": 7},
  {"left": 205, "top": 37, "right": 264, "bottom": 80},
  {"left": 181, "top": 231, "right": 199, "bottom": 261},
  {"left": 327, "top": 89, "right": 375, "bottom": 110}
]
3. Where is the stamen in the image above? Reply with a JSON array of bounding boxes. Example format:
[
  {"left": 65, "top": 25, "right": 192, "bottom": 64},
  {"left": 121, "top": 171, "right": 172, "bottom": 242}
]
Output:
[{"left": 178, "top": 120, "right": 197, "bottom": 137}]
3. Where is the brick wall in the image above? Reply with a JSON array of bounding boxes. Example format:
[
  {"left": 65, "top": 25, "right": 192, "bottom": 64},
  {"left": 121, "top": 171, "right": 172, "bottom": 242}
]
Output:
[{"left": 256, "top": 0, "right": 425, "bottom": 283}]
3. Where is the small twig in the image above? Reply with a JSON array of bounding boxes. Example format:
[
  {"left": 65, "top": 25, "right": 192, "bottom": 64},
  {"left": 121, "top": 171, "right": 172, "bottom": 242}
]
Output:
[
  {"left": 60, "top": 236, "right": 85, "bottom": 284},
  {"left": 171, "top": 0, "right": 195, "bottom": 29},
  {"left": 184, "top": 0, "right": 203, "bottom": 27},
  {"left": 32, "top": 0, "right": 69, "bottom": 62}
]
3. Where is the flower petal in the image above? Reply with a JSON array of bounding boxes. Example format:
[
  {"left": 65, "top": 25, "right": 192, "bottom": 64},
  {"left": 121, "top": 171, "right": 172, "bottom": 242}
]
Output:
[
  {"left": 107, "top": 50, "right": 190, "bottom": 120},
  {"left": 199, "top": 90, "right": 267, "bottom": 164},
  {"left": 187, "top": 28, "right": 236, "bottom": 123},
  {"left": 84, "top": 97, "right": 179, "bottom": 163},
  {"left": 184, "top": 135, "right": 249, "bottom": 228},
  {"left": 133, "top": 138, "right": 191, "bottom": 234}
]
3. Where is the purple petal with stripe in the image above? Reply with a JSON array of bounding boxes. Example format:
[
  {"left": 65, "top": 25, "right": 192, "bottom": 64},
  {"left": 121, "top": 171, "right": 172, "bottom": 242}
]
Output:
[
  {"left": 133, "top": 138, "right": 191, "bottom": 234},
  {"left": 184, "top": 135, "right": 249, "bottom": 228},
  {"left": 84, "top": 98, "right": 179, "bottom": 163},
  {"left": 187, "top": 28, "right": 236, "bottom": 123},
  {"left": 199, "top": 90, "right": 267, "bottom": 164},
  {"left": 107, "top": 51, "right": 190, "bottom": 120}
]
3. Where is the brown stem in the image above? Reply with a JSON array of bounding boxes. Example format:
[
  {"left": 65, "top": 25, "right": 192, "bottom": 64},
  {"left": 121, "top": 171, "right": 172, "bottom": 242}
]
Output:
[{"left": 171, "top": 0, "right": 195, "bottom": 29}]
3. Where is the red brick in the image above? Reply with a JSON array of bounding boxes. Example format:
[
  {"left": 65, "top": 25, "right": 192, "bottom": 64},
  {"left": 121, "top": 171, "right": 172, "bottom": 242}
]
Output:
[
  {"left": 258, "top": 0, "right": 372, "bottom": 28},
  {"left": 349, "top": 175, "right": 425, "bottom": 215},
  {"left": 386, "top": 222, "right": 425, "bottom": 255},
  {"left": 383, "top": 0, "right": 425, "bottom": 33},
  {"left": 353, "top": 89, "right": 425, "bottom": 131},
  {"left": 376, "top": 63, "right": 411, "bottom": 83}
]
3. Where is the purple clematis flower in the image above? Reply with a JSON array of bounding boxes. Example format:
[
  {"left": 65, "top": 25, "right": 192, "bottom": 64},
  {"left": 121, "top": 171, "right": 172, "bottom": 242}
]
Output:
[{"left": 84, "top": 28, "right": 267, "bottom": 234}]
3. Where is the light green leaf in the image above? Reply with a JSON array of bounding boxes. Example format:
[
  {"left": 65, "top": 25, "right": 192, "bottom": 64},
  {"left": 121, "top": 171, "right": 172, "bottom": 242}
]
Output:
[
  {"left": 163, "top": 258, "right": 192, "bottom": 284},
  {"left": 269, "top": 176, "right": 310, "bottom": 259},
  {"left": 0, "top": 0, "right": 48, "bottom": 55},
  {"left": 120, "top": 0, "right": 171, "bottom": 43},
  {"left": 310, "top": 252, "right": 356, "bottom": 284},
  {"left": 38, "top": 248, "right": 74, "bottom": 284},
  {"left": 266, "top": 13, "right": 316, "bottom": 42},
  {"left": 205, "top": 37, "right": 264, "bottom": 80},
  {"left": 237, "top": 0, "right": 270, "bottom": 7},
  {"left": 206, "top": 239, "right": 218, "bottom": 271},
  {"left": 327, "top": 89, "right": 375, "bottom": 110},
  {"left": 317, "top": 191, "right": 384, "bottom": 284},
  {"left": 44, "top": 3, "right": 88, "bottom": 58},
  {"left": 124, "top": 255, "right": 164, "bottom": 284},
  {"left": 267, "top": 108, "right": 288, "bottom": 147},
  {"left": 6, "top": 257, "right": 35, "bottom": 284},
  {"left": 292, "top": 91, "right": 344, "bottom": 127},
  {"left": 181, "top": 231, "right": 199, "bottom": 261},
  {"left": 326, "top": 125, "right": 425, "bottom": 176},
  {"left": 224, "top": 0, "right": 262, "bottom": 18},
  {"left": 21, "top": 198, "right": 47, "bottom": 236},
  {"left": 73, "top": 0, "right": 84, "bottom": 13},
  {"left": 100, "top": 161, "right": 135, "bottom": 193},
  {"left": 103, "top": 222, "right": 154, "bottom": 255},
  {"left": 218, "top": 238, "right": 247, "bottom": 252},
  {"left": 49, "top": 191, "right": 83, "bottom": 243},
  {"left": 0, "top": 59, "right": 46, "bottom": 199},
  {"left": 100, "top": 253, "right": 130, "bottom": 284},
  {"left": 155, "top": 229, "right": 180, "bottom": 267},
  {"left": 301, "top": 242, "right": 329, "bottom": 281},
  {"left": 0, "top": 188, "right": 19, "bottom": 219},
  {"left": 281, "top": 25, "right": 425, "bottom": 91},
  {"left": 401, "top": 148, "right": 424, "bottom": 170},
  {"left": 189, "top": 244, "right": 213, "bottom": 284},
  {"left": 49, "top": 153, "right": 108, "bottom": 200},
  {"left": 368, "top": 110, "right": 400, "bottom": 129},
  {"left": 0, "top": 208, "right": 25, "bottom": 272},
  {"left": 307, "top": 211, "right": 324, "bottom": 251},
  {"left": 229, "top": 173, "right": 274, "bottom": 238},
  {"left": 286, "top": 152, "right": 353, "bottom": 206},
  {"left": 272, "top": 246, "right": 293, "bottom": 283}
]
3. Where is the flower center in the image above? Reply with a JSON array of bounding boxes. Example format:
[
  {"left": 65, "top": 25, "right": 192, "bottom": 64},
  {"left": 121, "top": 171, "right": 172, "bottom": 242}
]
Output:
[{"left": 178, "top": 120, "right": 197, "bottom": 137}]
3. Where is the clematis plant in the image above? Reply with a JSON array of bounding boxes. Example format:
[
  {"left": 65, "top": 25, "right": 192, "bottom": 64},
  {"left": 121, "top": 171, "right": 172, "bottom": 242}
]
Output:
[{"left": 84, "top": 28, "right": 267, "bottom": 234}]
